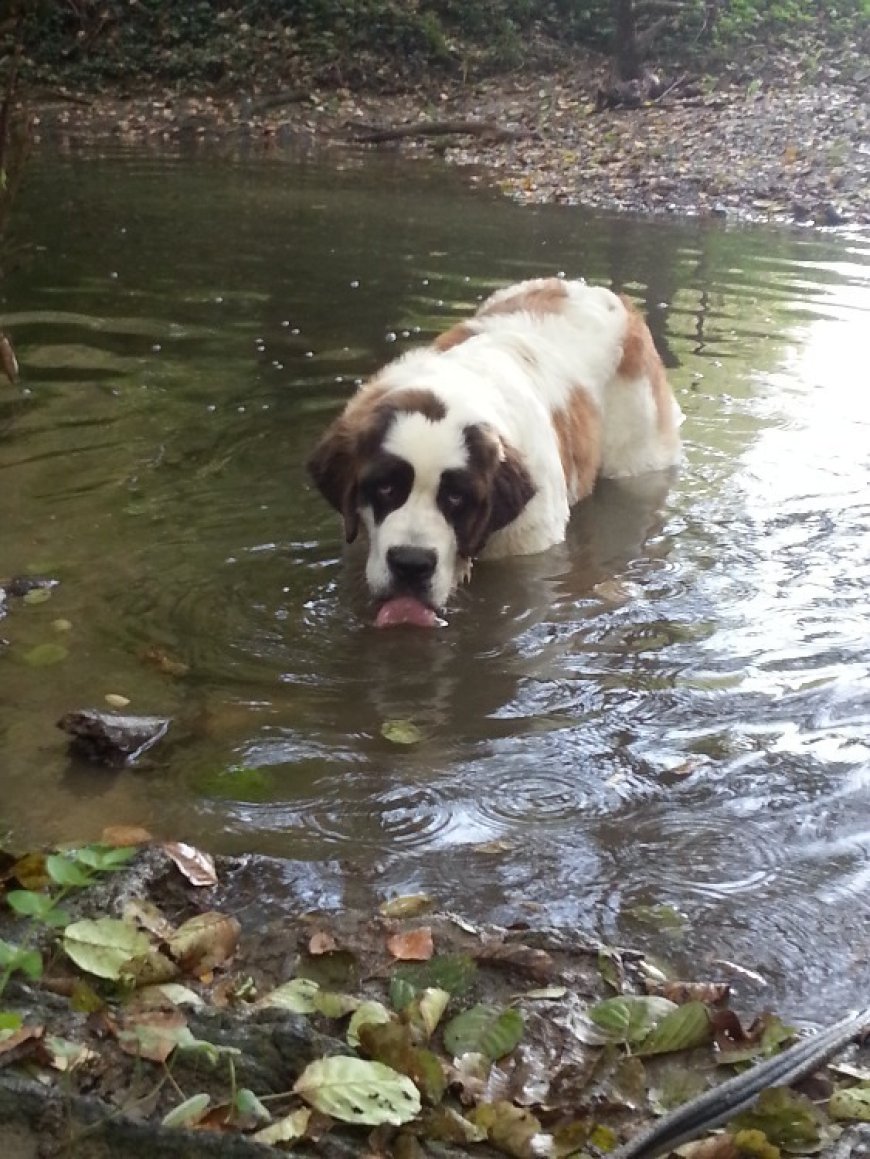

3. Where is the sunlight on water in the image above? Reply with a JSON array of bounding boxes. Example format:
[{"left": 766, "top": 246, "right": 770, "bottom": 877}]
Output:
[{"left": 1, "top": 148, "right": 869, "bottom": 1017}]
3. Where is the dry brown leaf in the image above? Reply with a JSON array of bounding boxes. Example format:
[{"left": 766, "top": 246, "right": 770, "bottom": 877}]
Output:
[
  {"left": 475, "top": 941, "right": 554, "bottom": 983},
  {"left": 141, "top": 645, "right": 190, "bottom": 678},
  {"left": 121, "top": 949, "right": 181, "bottom": 987},
  {"left": 111, "top": 1008, "right": 187, "bottom": 1063},
  {"left": 677, "top": 1136, "right": 739, "bottom": 1158},
  {"left": 308, "top": 930, "right": 338, "bottom": 955},
  {"left": 168, "top": 911, "right": 240, "bottom": 972},
  {"left": 162, "top": 841, "right": 218, "bottom": 887},
  {"left": 9, "top": 851, "right": 50, "bottom": 890},
  {"left": 123, "top": 897, "right": 175, "bottom": 940},
  {"left": 645, "top": 979, "right": 731, "bottom": 1005},
  {"left": 0, "top": 334, "right": 19, "bottom": 385},
  {"left": 102, "top": 825, "right": 153, "bottom": 847},
  {"left": 0, "top": 1025, "right": 44, "bottom": 1069},
  {"left": 387, "top": 927, "right": 434, "bottom": 961}
]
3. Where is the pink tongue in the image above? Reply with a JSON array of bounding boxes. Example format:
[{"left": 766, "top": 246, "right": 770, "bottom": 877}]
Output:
[{"left": 375, "top": 596, "right": 438, "bottom": 629}]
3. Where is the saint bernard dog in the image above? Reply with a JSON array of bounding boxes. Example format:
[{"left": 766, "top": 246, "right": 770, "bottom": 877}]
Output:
[{"left": 307, "top": 277, "right": 682, "bottom": 627}]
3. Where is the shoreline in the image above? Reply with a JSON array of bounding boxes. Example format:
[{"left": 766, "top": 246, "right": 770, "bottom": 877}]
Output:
[{"left": 31, "top": 57, "right": 870, "bottom": 228}]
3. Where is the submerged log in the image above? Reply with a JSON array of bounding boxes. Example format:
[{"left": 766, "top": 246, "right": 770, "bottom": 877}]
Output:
[{"left": 348, "top": 118, "right": 522, "bottom": 145}]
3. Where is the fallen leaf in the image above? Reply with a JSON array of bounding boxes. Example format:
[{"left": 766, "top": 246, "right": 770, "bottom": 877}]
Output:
[
  {"left": 379, "top": 894, "right": 434, "bottom": 919},
  {"left": 387, "top": 927, "right": 434, "bottom": 961},
  {"left": 380, "top": 719, "right": 423, "bottom": 745},
  {"left": 294, "top": 1056, "right": 421, "bottom": 1126},
  {"left": 168, "top": 911, "right": 240, "bottom": 972},
  {"left": 475, "top": 941, "right": 554, "bottom": 983},
  {"left": 141, "top": 645, "right": 190, "bottom": 678},
  {"left": 254, "top": 1107, "right": 311, "bottom": 1145},
  {"left": 122, "top": 897, "right": 175, "bottom": 939},
  {"left": 102, "top": 825, "right": 153, "bottom": 847},
  {"left": 443, "top": 1005, "right": 524, "bottom": 1061},
  {"left": 0, "top": 1025, "right": 44, "bottom": 1068},
  {"left": 112, "top": 1008, "right": 188, "bottom": 1063},
  {"left": 646, "top": 979, "right": 731, "bottom": 1005},
  {"left": 162, "top": 841, "right": 218, "bottom": 887},
  {"left": 309, "top": 930, "right": 338, "bottom": 955},
  {"left": 63, "top": 918, "right": 152, "bottom": 980},
  {"left": 256, "top": 977, "right": 321, "bottom": 1013},
  {"left": 42, "top": 1035, "right": 100, "bottom": 1072},
  {"left": 162, "top": 1092, "right": 211, "bottom": 1128},
  {"left": 0, "top": 334, "right": 19, "bottom": 384}
]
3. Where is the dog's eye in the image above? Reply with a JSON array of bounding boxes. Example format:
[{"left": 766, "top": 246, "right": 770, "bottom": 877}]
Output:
[
  {"left": 375, "top": 482, "right": 395, "bottom": 499},
  {"left": 444, "top": 492, "right": 466, "bottom": 510}
]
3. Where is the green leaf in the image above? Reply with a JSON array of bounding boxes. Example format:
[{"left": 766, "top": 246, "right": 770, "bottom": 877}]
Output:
[
  {"left": 829, "top": 1084, "right": 870, "bottom": 1122},
  {"left": 636, "top": 1001, "right": 712, "bottom": 1056},
  {"left": 72, "top": 844, "right": 136, "bottom": 871},
  {"left": 0, "top": 940, "right": 43, "bottom": 980},
  {"left": 45, "top": 854, "right": 93, "bottom": 887},
  {"left": 5, "top": 889, "right": 68, "bottom": 926},
  {"left": 732, "top": 1087, "right": 826, "bottom": 1150},
  {"left": 313, "top": 990, "right": 361, "bottom": 1019},
  {"left": 161, "top": 1092, "right": 211, "bottom": 1128},
  {"left": 0, "top": 1011, "right": 23, "bottom": 1031},
  {"left": 442, "top": 1005, "right": 524, "bottom": 1061},
  {"left": 22, "top": 642, "right": 68, "bottom": 667},
  {"left": 394, "top": 954, "right": 476, "bottom": 998},
  {"left": 63, "top": 918, "right": 151, "bottom": 980},
  {"left": 293, "top": 1056, "right": 421, "bottom": 1126},
  {"left": 254, "top": 1108, "right": 311, "bottom": 1145},
  {"left": 588, "top": 995, "right": 678, "bottom": 1045},
  {"left": 348, "top": 1000, "right": 393, "bottom": 1048},
  {"left": 381, "top": 720, "right": 423, "bottom": 745},
  {"left": 390, "top": 975, "right": 418, "bottom": 1012},
  {"left": 22, "top": 587, "right": 52, "bottom": 605},
  {"left": 139, "top": 983, "right": 205, "bottom": 1009},
  {"left": 406, "top": 987, "right": 451, "bottom": 1038},
  {"left": 234, "top": 1087, "right": 271, "bottom": 1123},
  {"left": 626, "top": 903, "right": 687, "bottom": 931},
  {"left": 256, "top": 977, "right": 320, "bottom": 1013}
]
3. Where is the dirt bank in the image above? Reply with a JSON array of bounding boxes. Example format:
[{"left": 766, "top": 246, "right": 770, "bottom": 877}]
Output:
[{"left": 32, "top": 41, "right": 869, "bottom": 227}]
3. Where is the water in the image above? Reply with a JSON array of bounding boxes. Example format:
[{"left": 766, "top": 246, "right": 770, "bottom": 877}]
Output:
[{"left": 2, "top": 146, "right": 869, "bottom": 1018}]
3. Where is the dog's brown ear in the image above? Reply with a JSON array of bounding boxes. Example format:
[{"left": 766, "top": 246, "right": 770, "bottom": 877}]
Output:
[
  {"left": 307, "top": 418, "right": 361, "bottom": 543},
  {"left": 488, "top": 444, "right": 536, "bottom": 535}
]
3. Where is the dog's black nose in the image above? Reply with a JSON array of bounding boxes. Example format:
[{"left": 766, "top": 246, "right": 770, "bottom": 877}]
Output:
[{"left": 387, "top": 545, "right": 437, "bottom": 586}]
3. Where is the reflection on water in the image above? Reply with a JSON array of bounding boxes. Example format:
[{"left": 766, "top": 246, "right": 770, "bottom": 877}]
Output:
[{"left": 1, "top": 147, "right": 869, "bottom": 1018}]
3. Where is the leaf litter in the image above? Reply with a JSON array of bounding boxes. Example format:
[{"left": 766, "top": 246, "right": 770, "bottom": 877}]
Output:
[{"left": 2, "top": 842, "right": 870, "bottom": 1155}]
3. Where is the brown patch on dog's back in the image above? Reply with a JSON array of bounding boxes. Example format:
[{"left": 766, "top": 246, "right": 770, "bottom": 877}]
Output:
[
  {"left": 478, "top": 277, "right": 570, "bottom": 320},
  {"left": 432, "top": 323, "right": 478, "bottom": 352},
  {"left": 617, "top": 296, "right": 673, "bottom": 432},
  {"left": 552, "top": 389, "right": 602, "bottom": 503}
]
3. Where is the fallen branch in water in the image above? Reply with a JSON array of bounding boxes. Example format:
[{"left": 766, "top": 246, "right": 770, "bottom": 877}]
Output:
[{"left": 347, "top": 118, "right": 522, "bottom": 145}]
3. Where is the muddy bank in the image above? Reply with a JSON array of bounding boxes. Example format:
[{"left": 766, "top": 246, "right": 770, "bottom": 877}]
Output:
[
  {"left": 32, "top": 47, "right": 869, "bottom": 227},
  {"left": 4, "top": 841, "right": 870, "bottom": 1157}
]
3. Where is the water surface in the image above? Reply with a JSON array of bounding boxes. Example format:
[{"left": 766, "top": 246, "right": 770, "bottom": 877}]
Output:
[{"left": 2, "top": 146, "right": 869, "bottom": 1018}]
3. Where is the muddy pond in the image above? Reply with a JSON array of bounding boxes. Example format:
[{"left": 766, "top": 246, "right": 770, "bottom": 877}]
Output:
[{"left": 1, "top": 146, "right": 869, "bottom": 1021}]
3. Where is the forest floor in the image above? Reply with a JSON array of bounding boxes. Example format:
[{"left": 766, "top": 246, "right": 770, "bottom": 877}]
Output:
[{"left": 31, "top": 36, "right": 870, "bottom": 227}]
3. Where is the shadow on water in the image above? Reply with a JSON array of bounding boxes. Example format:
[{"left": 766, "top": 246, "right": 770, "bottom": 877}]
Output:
[{"left": 2, "top": 144, "right": 870, "bottom": 1018}]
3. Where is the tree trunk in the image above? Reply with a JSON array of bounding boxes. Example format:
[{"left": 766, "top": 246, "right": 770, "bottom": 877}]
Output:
[{"left": 613, "top": 0, "right": 642, "bottom": 81}]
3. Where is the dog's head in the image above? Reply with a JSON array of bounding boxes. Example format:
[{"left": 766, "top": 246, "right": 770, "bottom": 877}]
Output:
[{"left": 307, "top": 384, "right": 535, "bottom": 616}]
